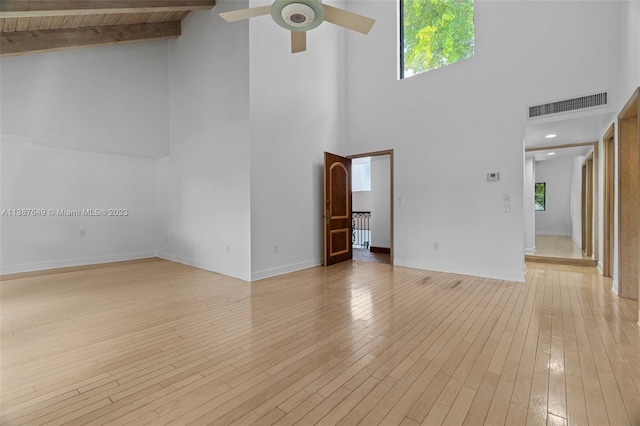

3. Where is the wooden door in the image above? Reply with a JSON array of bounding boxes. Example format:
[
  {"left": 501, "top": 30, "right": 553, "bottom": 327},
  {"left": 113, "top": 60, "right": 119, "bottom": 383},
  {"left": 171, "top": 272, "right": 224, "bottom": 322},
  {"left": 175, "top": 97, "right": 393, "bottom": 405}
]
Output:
[
  {"left": 603, "top": 125, "right": 615, "bottom": 277},
  {"left": 324, "top": 152, "right": 352, "bottom": 266}
]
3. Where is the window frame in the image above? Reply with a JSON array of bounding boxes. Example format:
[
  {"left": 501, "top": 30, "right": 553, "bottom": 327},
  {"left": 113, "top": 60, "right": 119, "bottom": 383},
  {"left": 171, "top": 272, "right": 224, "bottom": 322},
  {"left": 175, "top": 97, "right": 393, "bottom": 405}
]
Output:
[{"left": 399, "top": 0, "right": 406, "bottom": 80}]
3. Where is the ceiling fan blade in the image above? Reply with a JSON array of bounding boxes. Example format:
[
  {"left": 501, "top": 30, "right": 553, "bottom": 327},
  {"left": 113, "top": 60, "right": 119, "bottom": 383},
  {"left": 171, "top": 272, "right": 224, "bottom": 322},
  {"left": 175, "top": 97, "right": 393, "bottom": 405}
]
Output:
[
  {"left": 219, "top": 5, "right": 272, "bottom": 22},
  {"left": 322, "top": 4, "right": 375, "bottom": 35},
  {"left": 291, "top": 31, "right": 306, "bottom": 53}
]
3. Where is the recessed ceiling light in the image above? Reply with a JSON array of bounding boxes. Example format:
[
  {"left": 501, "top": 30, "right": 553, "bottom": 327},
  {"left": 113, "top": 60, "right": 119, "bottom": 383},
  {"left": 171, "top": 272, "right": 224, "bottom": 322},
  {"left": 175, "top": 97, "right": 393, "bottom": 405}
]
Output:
[
  {"left": 545, "top": 134, "right": 557, "bottom": 138},
  {"left": 547, "top": 152, "right": 556, "bottom": 156}
]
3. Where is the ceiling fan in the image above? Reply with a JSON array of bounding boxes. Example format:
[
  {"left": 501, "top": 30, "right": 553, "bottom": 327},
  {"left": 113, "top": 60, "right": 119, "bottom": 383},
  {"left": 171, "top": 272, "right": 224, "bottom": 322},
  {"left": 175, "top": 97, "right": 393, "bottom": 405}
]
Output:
[{"left": 219, "top": 0, "right": 375, "bottom": 53}]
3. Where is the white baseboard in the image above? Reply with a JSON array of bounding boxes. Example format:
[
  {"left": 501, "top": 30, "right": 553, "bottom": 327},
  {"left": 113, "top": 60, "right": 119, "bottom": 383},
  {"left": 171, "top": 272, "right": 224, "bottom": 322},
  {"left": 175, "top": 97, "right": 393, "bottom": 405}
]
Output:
[
  {"left": 393, "top": 258, "right": 526, "bottom": 283},
  {"left": 159, "top": 251, "right": 322, "bottom": 282},
  {"left": 0, "top": 251, "right": 157, "bottom": 275},
  {"left": 571, "top": 235, "right": 581, "bottom": 248},
  {"left": 157, "top": 251, "right": 252, "bottom": 282},
  {"left": 157, "top": 252, "right": 322, "bottom": 282},
  {"left": 157, "top": 251, "right": 212, "bottom": 272},
  {"left": 611, "top": 279, "right": 619, "bottom": 295},
  {"left": 251, "top": 258, "right": 322, "bottom": 281}
]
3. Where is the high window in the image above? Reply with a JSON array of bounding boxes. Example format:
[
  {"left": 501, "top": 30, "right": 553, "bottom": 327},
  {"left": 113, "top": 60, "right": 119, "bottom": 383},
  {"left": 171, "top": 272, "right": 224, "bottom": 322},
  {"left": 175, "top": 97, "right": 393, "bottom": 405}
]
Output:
[
  {"left": 352, "top": 157, "right": 371, "bottom": 192},
  {"left": 400, "top": 0, "right": 475, "bottom": 78}
]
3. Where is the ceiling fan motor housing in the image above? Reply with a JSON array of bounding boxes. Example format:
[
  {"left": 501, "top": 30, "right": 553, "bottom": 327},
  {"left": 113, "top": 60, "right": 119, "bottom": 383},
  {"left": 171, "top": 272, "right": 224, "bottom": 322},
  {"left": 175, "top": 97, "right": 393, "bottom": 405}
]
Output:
[
  {"left": 271, "top": 0, "right": 325, "bottom": 31},
  {"left": 282, "top": 4, "right": 315, "bottom": 27}
]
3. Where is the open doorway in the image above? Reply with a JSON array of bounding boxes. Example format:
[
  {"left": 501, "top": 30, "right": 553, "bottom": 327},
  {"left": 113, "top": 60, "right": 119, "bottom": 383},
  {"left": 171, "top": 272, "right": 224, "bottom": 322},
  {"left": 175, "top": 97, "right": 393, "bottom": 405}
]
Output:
[
  {"left": 523, "top": 113, "right": 613, "bottom": 267},
  {"left": 525, "top": 143, "right": 598, "bottom": 266},
  {"left": 348, "top": 150, "right": 393, "bottom": 265}
]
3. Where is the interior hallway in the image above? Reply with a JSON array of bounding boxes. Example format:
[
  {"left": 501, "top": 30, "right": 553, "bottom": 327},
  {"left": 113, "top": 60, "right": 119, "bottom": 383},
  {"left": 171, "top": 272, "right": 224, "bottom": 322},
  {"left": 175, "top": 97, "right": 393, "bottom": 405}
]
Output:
[{"left": 531, "top": 235, "right": 592, "bottom": 260}]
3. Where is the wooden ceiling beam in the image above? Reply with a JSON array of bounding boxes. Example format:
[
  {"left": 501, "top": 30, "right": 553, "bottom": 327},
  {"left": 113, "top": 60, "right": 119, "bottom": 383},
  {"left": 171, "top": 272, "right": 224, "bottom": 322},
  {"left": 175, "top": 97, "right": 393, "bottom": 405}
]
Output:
[
  {"left": 0, "top": 21, "right": 181, "bottom": 56},
  {"left": 0, "top": 1, "right": 215, "bottom": 17}
]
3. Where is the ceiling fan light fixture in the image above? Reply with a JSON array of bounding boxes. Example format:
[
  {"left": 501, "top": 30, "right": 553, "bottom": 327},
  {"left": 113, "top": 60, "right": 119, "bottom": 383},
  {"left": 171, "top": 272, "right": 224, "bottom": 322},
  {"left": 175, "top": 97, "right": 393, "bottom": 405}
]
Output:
[
  {"left": 282, "top": 3, "right": 315, "bottom": 28},
  {"left": 271, "top": 0, "right": 325, "bottom": 31}
]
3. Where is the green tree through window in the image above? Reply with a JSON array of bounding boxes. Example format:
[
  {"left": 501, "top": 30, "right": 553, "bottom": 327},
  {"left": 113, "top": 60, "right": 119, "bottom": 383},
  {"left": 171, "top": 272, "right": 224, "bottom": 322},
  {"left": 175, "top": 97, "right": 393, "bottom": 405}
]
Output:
[
  {"left": 535, "top": 183, "right": 546, "bottom": 211},
  {"left": 401, "top": 0, "right": 475, "bottom": 78}
]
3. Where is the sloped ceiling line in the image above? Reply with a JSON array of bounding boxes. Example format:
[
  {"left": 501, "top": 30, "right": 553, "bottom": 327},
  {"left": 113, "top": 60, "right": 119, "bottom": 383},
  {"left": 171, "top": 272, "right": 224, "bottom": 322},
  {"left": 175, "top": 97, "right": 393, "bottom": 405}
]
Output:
[{"left": 0, "top": 0, "right": 216, "bottom": 56}]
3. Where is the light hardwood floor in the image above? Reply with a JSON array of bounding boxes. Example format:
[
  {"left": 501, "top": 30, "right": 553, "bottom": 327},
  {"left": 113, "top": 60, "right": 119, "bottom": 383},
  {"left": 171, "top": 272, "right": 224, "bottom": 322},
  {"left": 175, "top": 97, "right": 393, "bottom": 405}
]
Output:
[
  {"left": 530, "top": 236, "right": 591, "bottom": 260},
  {"left": 352, "top": 249, "right": 390, "bottom": 264},
  {"left": 1, "top": 259, "right": 639, "bottom": 425}
]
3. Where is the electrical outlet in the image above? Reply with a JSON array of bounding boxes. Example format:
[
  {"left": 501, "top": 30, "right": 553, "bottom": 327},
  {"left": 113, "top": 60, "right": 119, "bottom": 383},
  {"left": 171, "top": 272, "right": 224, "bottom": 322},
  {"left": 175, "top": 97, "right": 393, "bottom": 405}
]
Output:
[
  {"left": 433, "top": 242, "right": 439, "bottom": 250},
  {"left": 80, "top": 229, "right": 86, "bottom": 237},
  {"left": 226, "top": 244, "right": 231, "bottom": 254},
  {"left": 274, "top": 245, "right": 279, "bottom": 254}
]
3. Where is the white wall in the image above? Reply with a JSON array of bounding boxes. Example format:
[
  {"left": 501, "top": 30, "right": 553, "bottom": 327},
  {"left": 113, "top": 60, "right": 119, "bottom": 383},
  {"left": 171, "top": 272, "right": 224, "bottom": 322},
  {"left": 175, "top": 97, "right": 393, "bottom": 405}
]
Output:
[
  {"left": 0, "top": 138, "right": 158, "bottom": 274},
  {"left": 0, "top": 42, "right": 170, "bottom": 158},
  {"left": 163, "top": 2, "right": 252, "bottom": 281},
  {"left": 618, "top": 0, "right": 640, "bottom": 108},
  {"left": 345, "top": 0, "right": 620, "bottom": 282},
  {"left": 0, "top": 42, "right": 170, "bottom": 274},
  {"left": 249, "top": 0, "right": 346, "bottom": 280},
  {"left": 370, "top": 155, "right": 391, "bottom": 248},
  {"left": 524, "top": 157, "right": 535, "bottom": 254},
  {"left": 535, "top": 158, "right": 573, "bottom": 236},
  {"left": 353, "top": 189, "right": 372, "bottom": 211}
]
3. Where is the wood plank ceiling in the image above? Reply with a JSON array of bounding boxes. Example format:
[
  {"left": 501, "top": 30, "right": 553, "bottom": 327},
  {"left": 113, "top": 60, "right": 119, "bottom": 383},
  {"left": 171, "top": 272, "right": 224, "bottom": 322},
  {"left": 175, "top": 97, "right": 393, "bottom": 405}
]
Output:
[{"left": 0, "top": 0, "right": 216, "bottom": 57}]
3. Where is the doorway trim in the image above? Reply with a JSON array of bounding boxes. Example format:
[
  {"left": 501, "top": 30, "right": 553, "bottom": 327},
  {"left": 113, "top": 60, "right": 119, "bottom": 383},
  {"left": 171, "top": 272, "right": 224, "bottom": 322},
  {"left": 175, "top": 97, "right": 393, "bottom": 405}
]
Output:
[
  {"left": 581, "top": 152, "right": 594, "bottom": 257},
  {"left": 617, "top": 88, "right": 639, "bottom": 302},
  {"left": 348, "top": 149, "right": 394, "bottom": 265},
  {"left": 602, "top": 124, "right": 615, "bottom": 277},
  {"left": 525, "top": 141, "right": 596, "bottom": 152}
]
